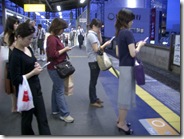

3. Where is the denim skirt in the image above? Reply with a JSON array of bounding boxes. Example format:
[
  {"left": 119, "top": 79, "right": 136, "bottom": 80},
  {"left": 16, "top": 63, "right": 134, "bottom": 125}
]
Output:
[{"left": 117, "top": 66, "right": 136, "bottom": 110}]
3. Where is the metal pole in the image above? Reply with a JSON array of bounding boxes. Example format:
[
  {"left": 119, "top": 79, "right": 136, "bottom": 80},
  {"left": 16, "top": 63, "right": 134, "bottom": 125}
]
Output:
[
  {"left": 2, "top": 0, "right": 6, "bottom": 28},
  {"left": 87, "top": 0, "right": 90, "bottom": 31}
]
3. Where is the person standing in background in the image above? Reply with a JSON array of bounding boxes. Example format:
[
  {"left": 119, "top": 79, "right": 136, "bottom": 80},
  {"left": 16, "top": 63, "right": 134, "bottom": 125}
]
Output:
[
  {"left": 37, "top": 24, "right": 46, "bottom": 61},
  {"left": 76, "top": 25, "right": 84, "bottom": 49},
  {"left": 64, "top": 34, "right": 69, "bottom": 46},
  {"left": 3, "top": 16, "right": 19, "bottom": 113},
  {"left": 9, "top": 22, "right": 51, "bottom": 135},
  {"left": 46, "top": 18, "right": 74, "bottom": 123},
  {"left": 86, "top": 19, "right": 111, "bottom": 108},
  {"left": 115, "top": 9, "right": 146, "bottom": 135},
  {"left": 69, "top": 28, "right": 75, "bottom": 46},
  {"left": 30, "top": 20, "right": 38, "bottom": 54}
]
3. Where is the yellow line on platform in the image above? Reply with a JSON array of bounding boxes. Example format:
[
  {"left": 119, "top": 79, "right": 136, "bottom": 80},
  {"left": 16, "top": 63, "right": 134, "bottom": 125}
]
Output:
[{"left": 109, "top": 67, "right": 180, "bottom": 133}]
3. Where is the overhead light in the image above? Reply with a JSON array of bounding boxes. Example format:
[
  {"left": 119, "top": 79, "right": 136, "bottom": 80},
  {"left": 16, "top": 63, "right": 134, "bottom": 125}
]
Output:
[
  {"left": 41, "top": 15, "right": 45, "bottom": 19},
  {"left": 6, "top": 12, "right": 14, "bottom": 16},
  {"left": 80, "top": 0, "right": 85, "bottom": 4},
  {"left": 57, "top": 5, "right": 61, "bottom": 11},
  {"left": 58, "top": 12, "right": 62, "bottom": 16},
  {"left": 16, "top": 15, "right": 22, "bottom": 19},
  {"left": 35, "top": 12, "right": 40, "bottom": 16}
]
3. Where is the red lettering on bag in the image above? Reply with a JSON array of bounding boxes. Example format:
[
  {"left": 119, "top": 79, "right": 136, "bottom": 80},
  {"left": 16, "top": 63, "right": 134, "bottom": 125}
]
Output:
[{"left": 22, "top": 90, "right": 29, "bottom": 102}]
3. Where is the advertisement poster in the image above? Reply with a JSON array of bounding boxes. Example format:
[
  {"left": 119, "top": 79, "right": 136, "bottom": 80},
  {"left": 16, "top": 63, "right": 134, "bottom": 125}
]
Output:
[{"left": 173, "top": 35, "right": 180, "bottom": 66}]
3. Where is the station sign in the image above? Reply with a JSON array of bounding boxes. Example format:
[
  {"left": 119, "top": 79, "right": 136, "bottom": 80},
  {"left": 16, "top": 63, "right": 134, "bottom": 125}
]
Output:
[{"left": 24, "top": 4, "right": 45, "bottom": 12}]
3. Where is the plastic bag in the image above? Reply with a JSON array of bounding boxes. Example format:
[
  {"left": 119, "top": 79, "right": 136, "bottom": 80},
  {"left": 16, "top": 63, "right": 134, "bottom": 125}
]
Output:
[
  {"left": 64, "top": 75, "right": 74, "bottom": 96},
  {"left": 17, "top": 75, "right": 34, "bottom": 112}
]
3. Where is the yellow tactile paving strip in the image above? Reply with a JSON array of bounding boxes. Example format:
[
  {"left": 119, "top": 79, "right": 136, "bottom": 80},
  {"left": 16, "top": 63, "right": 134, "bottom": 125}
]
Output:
[{"left": 109, "top": 67, "right": 180, "bottom": 133}]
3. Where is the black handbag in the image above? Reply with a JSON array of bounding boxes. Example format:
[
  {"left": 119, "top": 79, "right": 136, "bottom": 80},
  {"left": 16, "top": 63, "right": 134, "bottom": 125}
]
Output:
[
  {"left": 55, "top": 60, "right": 75, "bottom": 78},
  {"left": 54, "top": 53, "right": 75, "bottom": 78}
]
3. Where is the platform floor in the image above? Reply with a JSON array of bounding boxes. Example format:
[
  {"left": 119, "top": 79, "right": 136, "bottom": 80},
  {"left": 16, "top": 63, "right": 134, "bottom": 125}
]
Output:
[{"left": 0, "top": 46, "right": 181, "bottom": 136}]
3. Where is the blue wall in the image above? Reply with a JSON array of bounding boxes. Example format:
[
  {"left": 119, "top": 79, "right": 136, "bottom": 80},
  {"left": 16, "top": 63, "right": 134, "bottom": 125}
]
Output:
[
  {"left": 103, "top": 7, "right": 150, "bottom": 42},
  {"left": 100, "top": 0, "right": 150, "bottom": 41},
  {"left": 166, "top": 0, "right": 180, "bottom": 33}
]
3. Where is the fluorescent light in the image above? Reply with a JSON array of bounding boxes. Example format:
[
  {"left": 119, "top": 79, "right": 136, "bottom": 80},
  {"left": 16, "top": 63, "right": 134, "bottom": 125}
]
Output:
[
  {"left": 16, "top": 15, "right": 22, "bottom": 19},
  {"left": 58, "top": 12, "right": 62, "bottom": 16},
  {"left": 57, "top": 5, "right": 61, "bottom": 11},
  {"left": 6, "top": 12, "right": 14, "bottom": 16},
  {"left": 41, "top": 15, "right": 45, "bottom": 18},
  {"left": 127, "top": 0, "right": 137, "bottom": 8},
  {"left": 80, "top": 0, "right": 85, "bottom": 3},
  {"left": 35, "top": 12, "right": 40, "bottom": 16}
]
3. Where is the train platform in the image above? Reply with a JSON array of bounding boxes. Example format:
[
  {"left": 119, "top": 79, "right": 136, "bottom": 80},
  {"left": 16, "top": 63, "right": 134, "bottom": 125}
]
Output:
[{"left": 0, "top": 46, "right": 181, "bottom": 136}]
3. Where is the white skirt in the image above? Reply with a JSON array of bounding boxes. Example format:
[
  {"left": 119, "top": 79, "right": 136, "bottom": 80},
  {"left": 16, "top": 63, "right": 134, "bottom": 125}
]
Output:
[{"left": 118, "top": 66, "right": 136, "bottom": 110}]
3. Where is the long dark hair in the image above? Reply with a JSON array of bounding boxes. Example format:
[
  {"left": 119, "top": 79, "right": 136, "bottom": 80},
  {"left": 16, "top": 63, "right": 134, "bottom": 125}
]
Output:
[
  {"left": 115, "top": 8, "right": 135, "bottom": 36},
  {"left": 4, "top": 16, "right": 19, "bottom": 46}
]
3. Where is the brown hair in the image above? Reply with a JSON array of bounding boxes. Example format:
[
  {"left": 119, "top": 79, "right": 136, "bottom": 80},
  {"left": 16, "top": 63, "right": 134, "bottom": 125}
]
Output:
[
  {"left": 115, "top": 8, "right": 135, "bottom": 36},
  {"left": 49, "top": 18, "right": 68, "bottom": 35}
]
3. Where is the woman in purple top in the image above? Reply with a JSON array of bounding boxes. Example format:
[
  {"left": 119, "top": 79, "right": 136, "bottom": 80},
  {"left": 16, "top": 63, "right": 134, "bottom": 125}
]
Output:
[{"left": 115, "top": 9, "right": 146, "bottom": 135}]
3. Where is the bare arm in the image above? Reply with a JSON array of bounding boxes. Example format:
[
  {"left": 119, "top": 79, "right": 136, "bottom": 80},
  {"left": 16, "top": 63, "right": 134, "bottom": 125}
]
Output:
[
  {"left": 92, "top": 40, "right": 111, "bottom": 52},
  {"left": 128, "top": 41, "right": 146, "bottom": 57}
]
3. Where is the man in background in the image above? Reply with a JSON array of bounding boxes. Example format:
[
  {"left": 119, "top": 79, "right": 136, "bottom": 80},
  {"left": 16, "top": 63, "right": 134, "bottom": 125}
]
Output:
[
  {"left": 30, "top": 20, "right": 38, "bottom": 54},
  {"left": 69, "top": 28, "right": 75, "bottom": 46},
  {"left": 37, "top": 24, "right": 46, "bottom": 61}
]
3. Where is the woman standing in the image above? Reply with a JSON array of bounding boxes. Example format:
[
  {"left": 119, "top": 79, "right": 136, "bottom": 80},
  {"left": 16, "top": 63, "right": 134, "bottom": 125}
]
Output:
[
  {"left": 4, "top": 16, "right": 19, "bottom": 112},
  {"left": 86, "top": 19, "right": 111, "bottom": 108},
  {"left": 10, "top": 22, "right": 51, "bottom": 135},
  {"left": 115, "top": 9, "right": 146, "bottom": 135},
  {"left": 46, "top": 18, "right": 74, "bottom": 123}
]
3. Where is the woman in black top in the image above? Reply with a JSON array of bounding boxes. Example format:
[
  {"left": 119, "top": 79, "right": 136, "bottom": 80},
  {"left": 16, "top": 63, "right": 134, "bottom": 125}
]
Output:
[{"left": 10, "top": 22, "right": 51, "bottom": 135}]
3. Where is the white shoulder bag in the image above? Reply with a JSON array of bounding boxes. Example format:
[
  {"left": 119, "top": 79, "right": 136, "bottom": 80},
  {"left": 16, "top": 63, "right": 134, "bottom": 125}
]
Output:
[{"left": 97, "top": 52, "right": 112, "bottom": 71}]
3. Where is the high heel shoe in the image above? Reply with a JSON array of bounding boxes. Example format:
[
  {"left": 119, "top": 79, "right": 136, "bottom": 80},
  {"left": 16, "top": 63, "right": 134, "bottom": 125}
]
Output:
[
  {"left": 117, "top": 121, "right": 131, "bottom": 127},
  {"left": 118, "top": 127, "right": 133, "bottom": 135}
]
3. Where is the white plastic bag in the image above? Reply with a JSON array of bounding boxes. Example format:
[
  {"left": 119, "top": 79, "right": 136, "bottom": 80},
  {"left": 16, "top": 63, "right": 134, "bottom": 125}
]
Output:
[{"left": 17, "top": 75, "right": 34, "bottom": 112}]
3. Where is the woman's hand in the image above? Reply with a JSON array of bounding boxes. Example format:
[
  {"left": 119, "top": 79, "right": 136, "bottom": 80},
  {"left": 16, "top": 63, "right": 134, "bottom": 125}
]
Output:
[
  {"left": 100, "top": 40, "right": 111, "bottom": 50},
  {"left": 136, "top": 40, "right": 146, "bottom": 47},
  {"left": 64, "top": 46, "right": 72, "bottom": 52},
  {"left": 33, "top": 62, "right": 42, "bottom": 75}
]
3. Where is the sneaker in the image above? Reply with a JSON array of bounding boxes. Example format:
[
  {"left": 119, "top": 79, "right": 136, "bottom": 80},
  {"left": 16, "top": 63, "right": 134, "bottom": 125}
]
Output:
[
  {"left": 90, "top": 102, "right": 103, "bottom": 108},
  {"left": 52, "top": 112, "right": 59, "bottom": 115},
  {"left": 60, "top": 115, "right": 74, "bottom": 123},
  {"left": 96, "top": 99, "right": 103, "bottom": 104}
]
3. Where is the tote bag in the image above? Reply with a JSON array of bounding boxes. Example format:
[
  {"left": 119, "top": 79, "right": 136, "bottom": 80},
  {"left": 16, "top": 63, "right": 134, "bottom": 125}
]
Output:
[
  {"left": 17, "top": 75, "right": 34, "bottom": 112},
  {"left": 97, "top": 52, "right": 112, "bottom": 71},
  {"left": 134, "top": 59, "right": 145, "bottom": 85}
]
